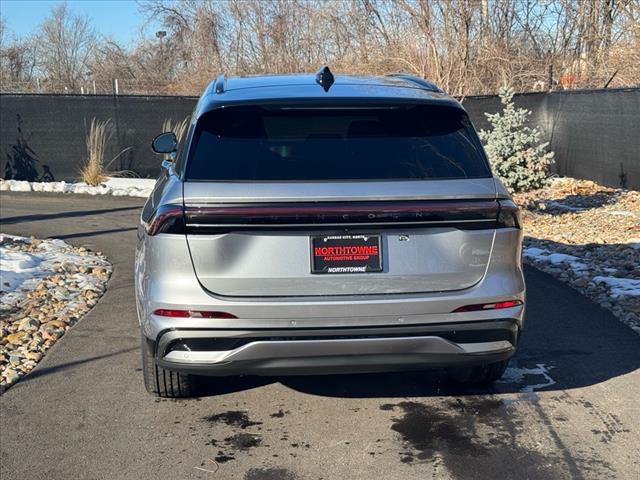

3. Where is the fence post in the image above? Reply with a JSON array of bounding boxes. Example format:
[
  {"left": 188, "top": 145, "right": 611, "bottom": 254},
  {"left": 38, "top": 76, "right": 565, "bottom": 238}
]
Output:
[
  {"left": 112, "top": 78, "right": 119, "bottom": 96},
  {"left": 93, "top": 80, "right": 96, "bottom": 95}
]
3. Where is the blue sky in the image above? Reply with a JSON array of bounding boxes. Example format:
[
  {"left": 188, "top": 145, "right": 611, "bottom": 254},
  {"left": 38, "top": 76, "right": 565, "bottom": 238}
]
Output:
[{"left": 0, "top": 0, "right": 161, "bottom": 46}]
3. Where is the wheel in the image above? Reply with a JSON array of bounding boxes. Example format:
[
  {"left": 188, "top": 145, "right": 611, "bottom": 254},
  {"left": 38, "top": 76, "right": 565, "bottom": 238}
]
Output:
[
  {"left": 447, "top": 359, "right": 510, "bottom": 386},
  {"left": 141, "top": 335, "right": 201, "bottom": 398}
]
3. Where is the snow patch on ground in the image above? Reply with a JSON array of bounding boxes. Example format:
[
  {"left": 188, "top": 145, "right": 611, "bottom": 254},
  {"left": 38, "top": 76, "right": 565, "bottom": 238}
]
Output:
[
  {"left": 523, "top": 247, "right": 588, "bottom": 273},
  {"left": 0, "top": 234, "right": 109, "bottom": 309},
  {"left": 592, "top": 276, "right": 640, "bottom": 298},
  {"left": 1, "top": 248, "right": 46, "bottom": 292},
  {"left": 524, "top": 246, "right": 640, "bottom": 299},
  {"left": 0, "top": 177, "right": 156, "bottom": 198}
]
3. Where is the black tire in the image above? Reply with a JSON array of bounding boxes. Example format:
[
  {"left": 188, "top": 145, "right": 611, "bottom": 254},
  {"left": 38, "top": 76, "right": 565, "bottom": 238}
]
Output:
[
  {"left": 141, "top": 336, "right": 201, "bottom": 398},
  {"left": 447, "top": 359, "right": 510, "bottom": 386}
]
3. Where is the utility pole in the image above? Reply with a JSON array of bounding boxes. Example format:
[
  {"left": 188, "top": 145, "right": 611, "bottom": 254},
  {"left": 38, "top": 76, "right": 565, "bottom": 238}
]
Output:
[{"left": 156, "top": 30, "right": 167, "bottom": 87}]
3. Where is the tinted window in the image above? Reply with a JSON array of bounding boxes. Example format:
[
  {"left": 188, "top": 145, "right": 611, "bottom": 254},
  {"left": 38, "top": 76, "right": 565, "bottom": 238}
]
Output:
[{"left": 185, "top": 105, "right": 490, "bottom": 181}]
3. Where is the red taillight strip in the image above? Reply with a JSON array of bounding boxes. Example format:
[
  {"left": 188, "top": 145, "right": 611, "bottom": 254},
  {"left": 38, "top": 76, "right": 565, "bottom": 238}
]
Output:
[
  {"left": 452, "top": 300, "right": 523, "bottom": 313},
  {"left": 144, "top": 204, "right": 185, "bottom": 236},
  {"left": 184, "top": 200, "right": 499, "bottom": 228},
  {"left": 153, "top": 309, "right": 237, "bottom": 319}
]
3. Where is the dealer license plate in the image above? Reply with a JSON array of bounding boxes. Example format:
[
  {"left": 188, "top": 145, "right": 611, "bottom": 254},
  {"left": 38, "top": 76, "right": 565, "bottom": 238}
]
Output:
[{"left": 310, "top": 234, "right": 382, "bottom": 274}]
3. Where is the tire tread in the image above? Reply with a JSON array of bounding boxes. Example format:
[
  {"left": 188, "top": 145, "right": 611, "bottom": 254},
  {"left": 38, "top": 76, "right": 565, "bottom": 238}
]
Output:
[{"left": 141, "top": 336, "right": 199, "bottom": 398}]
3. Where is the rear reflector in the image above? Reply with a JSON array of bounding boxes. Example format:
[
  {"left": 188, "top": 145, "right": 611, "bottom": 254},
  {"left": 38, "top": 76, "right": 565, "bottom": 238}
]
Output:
[
  {"left": 153, "top": 309, "right": 237, "bottom": 319},
  {"left": 452, "top": 300, "right": 523, "bottom": 313}
]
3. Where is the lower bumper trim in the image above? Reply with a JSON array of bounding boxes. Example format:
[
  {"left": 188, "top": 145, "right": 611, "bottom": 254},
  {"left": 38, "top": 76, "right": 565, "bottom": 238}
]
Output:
[
  {"left": 163, "top": 337, "right": 512, "bottom": 365},
  {"left": 153, "top": 320, "right": 519, "bottom": 376}
]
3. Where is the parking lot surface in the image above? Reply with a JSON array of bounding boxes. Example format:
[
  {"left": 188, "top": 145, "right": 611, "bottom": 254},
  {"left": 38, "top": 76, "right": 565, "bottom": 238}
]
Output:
[{"left": 1, "top": 192, "right": 638, "bottom": 480}]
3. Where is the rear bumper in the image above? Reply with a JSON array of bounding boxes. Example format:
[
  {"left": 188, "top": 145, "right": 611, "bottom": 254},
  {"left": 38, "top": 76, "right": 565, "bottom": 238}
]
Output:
[
  {"left": 136, "top": 228, "right": 525, "bottom": 376},
  {"left": 135, "top": 229, "right": 525, "bottom": 339},
  {"left": 152, "top": 319, "right": 519, "bottom": 376}
]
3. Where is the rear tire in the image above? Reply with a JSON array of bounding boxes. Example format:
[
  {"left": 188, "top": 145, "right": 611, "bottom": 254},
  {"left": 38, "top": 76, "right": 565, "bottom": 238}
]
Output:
[
  {"left": 141, "top": 336, "right": 201, "bottom": 398},
  {"left": 447, "top": 359, "right": 510, "bottom": 386}
]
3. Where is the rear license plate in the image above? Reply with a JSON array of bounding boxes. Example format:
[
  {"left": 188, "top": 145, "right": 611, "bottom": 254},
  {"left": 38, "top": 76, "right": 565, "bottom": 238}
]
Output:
[{"left": 311, "top": 234, "right": 382, "bottom": 274}]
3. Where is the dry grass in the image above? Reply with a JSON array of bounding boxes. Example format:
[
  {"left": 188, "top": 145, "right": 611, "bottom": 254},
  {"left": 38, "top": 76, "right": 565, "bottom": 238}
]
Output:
[
  {"left": 80, "top": 118, "right": 111, "bottom": 186},
  {"left": 162, "top": 117, "right": 189, "bottom": 143}
]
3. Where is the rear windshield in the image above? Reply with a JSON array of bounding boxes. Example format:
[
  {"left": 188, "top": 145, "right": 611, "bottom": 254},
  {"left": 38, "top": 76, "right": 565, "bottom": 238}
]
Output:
[{"left": 185, "top": 105, "right": 491, "bottom": 181}]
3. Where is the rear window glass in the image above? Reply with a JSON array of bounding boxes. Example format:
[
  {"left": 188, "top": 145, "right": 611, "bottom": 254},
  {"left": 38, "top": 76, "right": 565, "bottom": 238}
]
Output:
[{"left": 185, "top": 105, "right": 490, "bottom": 181}]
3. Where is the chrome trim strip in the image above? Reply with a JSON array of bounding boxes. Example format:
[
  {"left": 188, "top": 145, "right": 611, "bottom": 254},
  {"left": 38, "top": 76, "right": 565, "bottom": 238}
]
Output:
[{"left": 162, "top": 337, "right": 513, "bottom": 365}]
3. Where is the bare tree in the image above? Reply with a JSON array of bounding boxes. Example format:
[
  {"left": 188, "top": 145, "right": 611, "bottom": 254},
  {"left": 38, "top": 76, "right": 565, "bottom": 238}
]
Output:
[
  {"left": 3, "top": 0, "right": 639, "bottom": 95},
  {"left": 38, "top": 3, "right": 97, "bottom": 90},
  {"left": 0, "top": 20, "right": 39, "bottom": 88}
]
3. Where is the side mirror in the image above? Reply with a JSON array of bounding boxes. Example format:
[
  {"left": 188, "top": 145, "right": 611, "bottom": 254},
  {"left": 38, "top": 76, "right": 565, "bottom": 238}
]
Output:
[{"left": 152, "top": 132, "right": 177, "bottom": 154}]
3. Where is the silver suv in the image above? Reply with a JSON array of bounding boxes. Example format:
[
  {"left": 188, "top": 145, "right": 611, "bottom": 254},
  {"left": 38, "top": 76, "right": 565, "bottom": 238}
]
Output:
[{"left": 136, "top": 68, "right": 525, "bottom": 397}]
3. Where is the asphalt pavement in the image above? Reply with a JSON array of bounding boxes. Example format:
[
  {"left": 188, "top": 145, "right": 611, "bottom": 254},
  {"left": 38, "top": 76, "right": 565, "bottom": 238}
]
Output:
[{"left": 1, "top": 192, "right": 638, "bottom": 480}]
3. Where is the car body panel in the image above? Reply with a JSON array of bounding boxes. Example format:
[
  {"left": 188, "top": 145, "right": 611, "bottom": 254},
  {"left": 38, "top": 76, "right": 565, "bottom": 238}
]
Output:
[{"left": 186, "top": 228, "right": 496, "bottom": 296}]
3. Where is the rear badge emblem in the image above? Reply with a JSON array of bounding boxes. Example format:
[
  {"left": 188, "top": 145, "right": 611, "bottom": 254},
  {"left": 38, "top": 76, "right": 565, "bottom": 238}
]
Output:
[{"left": 398, "top": 235, "right": 410, "bottom": 242}]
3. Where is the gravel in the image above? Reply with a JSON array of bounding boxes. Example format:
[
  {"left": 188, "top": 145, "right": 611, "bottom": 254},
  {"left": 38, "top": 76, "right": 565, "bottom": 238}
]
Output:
[
  {"left": 513, "top": 178, "right": 640, "bottom": 333},
  {"left": 0, "top": 234, "right": 112, "bottom": 393}
]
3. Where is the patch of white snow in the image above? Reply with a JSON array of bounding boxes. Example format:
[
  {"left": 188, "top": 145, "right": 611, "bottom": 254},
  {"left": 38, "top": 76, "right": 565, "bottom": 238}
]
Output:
[
  {"left": 592, "top": 276, "right": 640, "bottom": 298},
  {"left": 523, "top": 247, "right": 588, "bottom": 272},
  {"left": 0, "top": 177, "right": 156, "bottom": 198}
]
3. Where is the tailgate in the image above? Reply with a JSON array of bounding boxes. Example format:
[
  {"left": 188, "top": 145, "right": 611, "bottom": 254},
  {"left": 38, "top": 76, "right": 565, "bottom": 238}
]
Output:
[{"left": 184, "top": 179, "right": 498, "bottom": 297}]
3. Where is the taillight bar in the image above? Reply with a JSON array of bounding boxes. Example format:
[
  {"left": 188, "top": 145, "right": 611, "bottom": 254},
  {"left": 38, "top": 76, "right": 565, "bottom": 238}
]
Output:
[
  {"left": 184, "top": 199, "right": 500, "bottom": 230},
  {"left": 143, "top": 204, "right": 185, "bottom": 235},
  {"left": 144, "top": 199, "right": 521, "bottom": 235},
  {"left": 452, "top": 299, "right": 523, "bottom": 313},
  {"left": 153, "top": 309, "right": 237, "bottom": 319},
  {"left": 496, "top": 199, "right": 521, "bottom": 229}
]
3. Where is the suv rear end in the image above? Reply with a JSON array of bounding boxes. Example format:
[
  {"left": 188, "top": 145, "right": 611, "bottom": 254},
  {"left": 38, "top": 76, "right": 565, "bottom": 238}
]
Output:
[{"left": 135, "top": 71, "right": 524, "bottom": 397}]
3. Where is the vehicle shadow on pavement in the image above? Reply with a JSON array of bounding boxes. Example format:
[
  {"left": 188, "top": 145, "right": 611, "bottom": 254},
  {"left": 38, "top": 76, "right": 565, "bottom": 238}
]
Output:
[
  {"left": 1, "top": 205, "right": 141, "bottom": 225},
  {"left": 56, "top": 226, "right": 137, "bottom": 240},
  {"left": 16, "top": 347, "right": 139, "bottom": 385},
  {"left": 199, "top": 265, "right": 639, "bottom": 399}
]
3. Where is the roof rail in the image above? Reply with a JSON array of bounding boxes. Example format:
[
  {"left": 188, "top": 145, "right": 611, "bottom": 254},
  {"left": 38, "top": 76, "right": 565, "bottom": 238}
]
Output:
[
  {"left": 213, "top": 74, "right": 226, "bottom": 94},
  {"left": 385, "top": 73, "right": 442, "bottom": 92}
]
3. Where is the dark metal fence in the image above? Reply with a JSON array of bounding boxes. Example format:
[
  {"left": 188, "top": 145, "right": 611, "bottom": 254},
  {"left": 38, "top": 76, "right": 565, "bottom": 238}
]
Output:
[
  {"left": 462, "top": 88, "right": 640, "bottom": 190},
  {"left": 0, "top": 94, "right": 196, "bottom": 181},
  {"left": 1, "top": 88, "right": 638, "bottom": 189}
]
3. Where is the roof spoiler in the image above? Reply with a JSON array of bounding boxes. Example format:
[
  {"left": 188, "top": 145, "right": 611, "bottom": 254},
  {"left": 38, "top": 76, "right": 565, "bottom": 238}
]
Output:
[{"left": 385, "top": 73, "right": 442, "bottom": 92}]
